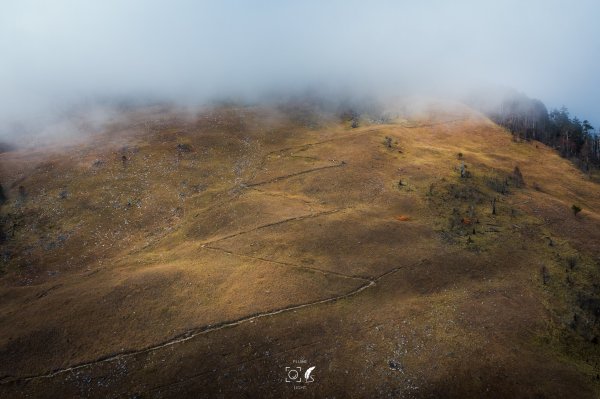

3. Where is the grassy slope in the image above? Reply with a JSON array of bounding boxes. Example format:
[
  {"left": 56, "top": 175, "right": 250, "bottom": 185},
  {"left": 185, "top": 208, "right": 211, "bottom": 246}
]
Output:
[{"left": 0, "top": 103, "right": 598, "bottom": 398}]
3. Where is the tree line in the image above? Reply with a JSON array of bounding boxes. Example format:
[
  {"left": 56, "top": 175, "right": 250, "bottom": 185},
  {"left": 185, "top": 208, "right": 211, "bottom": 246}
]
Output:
[{"left": 475, "top": 91, "right": 600, "bottom": 171}]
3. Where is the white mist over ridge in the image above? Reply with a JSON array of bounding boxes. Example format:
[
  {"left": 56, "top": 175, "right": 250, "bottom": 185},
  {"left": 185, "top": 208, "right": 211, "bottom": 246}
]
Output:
[{"left": 1, "top": 0, "right": 599, "bottom": 135}]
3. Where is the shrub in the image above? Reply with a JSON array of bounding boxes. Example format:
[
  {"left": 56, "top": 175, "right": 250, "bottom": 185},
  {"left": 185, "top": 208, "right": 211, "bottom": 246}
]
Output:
[
  {"left": 572, "top": 204, "right": 582, "bottom": 216},
  {"left": 541, "top": 265, "right": 550, "bottom": 285},
  {"left": 485, "top": 176, "right": 508, "bottom": 194},
  {"left": 512, "top": 166, "right": 525, "bottom": 187},
  {"left": 459, "top": 162, "right": 471, "bottom": 178},
  {"left": 18, "top": 186, "right": 26, "bottom": 200},
  {"left": 384, "top": 136, "right": 392, "bottom": 148},
  {"left": 176, "top": 143, "right": 193, "bottom": 153}
]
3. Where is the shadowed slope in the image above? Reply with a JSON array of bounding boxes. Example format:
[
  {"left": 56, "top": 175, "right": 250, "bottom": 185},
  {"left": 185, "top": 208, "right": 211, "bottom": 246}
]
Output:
[{"left": 0, "top": 103, "right": 598, "bottom": 398}]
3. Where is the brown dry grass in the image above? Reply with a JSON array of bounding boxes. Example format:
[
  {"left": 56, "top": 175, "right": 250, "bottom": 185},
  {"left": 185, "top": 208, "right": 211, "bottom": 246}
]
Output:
[{"left": 0, "top": 103, "right": 598, "bottom": 398}]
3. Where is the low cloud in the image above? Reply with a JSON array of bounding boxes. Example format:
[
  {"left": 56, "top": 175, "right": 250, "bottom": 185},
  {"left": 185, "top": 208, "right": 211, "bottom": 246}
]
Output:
[{"left": 1, "top": 0, "right": 599, "bottom": 140}]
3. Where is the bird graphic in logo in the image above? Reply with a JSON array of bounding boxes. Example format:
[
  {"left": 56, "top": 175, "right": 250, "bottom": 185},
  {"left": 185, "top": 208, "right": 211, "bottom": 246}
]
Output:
[{"left": 304, "top": 366, "right": 316, "bottom": 383}]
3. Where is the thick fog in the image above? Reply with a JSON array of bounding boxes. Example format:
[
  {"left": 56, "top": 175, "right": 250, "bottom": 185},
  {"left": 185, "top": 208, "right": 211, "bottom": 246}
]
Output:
[{"left": 1, "top": 0, "right": 599, "bottom": 136}]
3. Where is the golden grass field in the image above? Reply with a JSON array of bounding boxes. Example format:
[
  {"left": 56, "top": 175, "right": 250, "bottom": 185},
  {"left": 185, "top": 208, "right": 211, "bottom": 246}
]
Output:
[{"left": 0, "top": 102, "right": 599, "bottom": 398}]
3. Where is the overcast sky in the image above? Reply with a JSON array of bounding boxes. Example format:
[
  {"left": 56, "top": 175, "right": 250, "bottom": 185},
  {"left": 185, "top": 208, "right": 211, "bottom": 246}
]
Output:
[{"left": 1, "top": 0, "right": 599, "bottom": 127}]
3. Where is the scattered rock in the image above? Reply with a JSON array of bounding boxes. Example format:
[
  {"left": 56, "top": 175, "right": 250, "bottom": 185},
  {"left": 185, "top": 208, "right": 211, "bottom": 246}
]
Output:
[
  {"left": 388, "top": 360, "right": 403, "bottom": 371},
  {"left": 92, "top": 159, "right": 105, "bottom": 168},
  {"left": 190, "top": 184, "right": 207, "bottom": 193}
]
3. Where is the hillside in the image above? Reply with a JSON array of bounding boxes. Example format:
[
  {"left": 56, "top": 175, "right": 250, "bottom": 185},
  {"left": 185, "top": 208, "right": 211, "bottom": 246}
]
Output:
[{"left": 0, "top": 102, "right": 599, "bottom": 398}]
